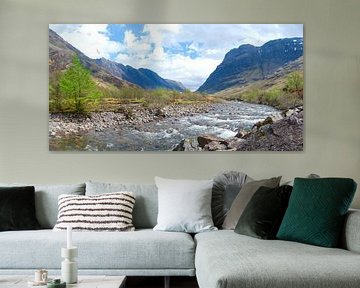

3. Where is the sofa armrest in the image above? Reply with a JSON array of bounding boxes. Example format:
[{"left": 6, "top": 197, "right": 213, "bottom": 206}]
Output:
[{"left": 342, "top": 209, "right": 360, "bottom": 253}]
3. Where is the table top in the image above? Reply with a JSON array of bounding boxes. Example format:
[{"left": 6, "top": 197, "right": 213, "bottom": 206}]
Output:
[{"left": 0, "top": 275, "right": 126, "bottom": 288}]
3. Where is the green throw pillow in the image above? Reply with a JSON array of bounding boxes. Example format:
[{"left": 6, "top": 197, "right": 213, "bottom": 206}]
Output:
[{"left": 277, "top": 178, "right": 357, "bottom": 247}]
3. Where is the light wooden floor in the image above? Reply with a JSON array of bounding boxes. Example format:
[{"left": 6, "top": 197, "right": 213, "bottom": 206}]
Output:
[{"left": 126, "top": 276, "right": 199, "bottom": 288}]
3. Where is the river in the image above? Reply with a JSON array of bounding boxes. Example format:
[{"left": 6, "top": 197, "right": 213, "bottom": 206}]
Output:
[{"left": 49, "top": 102, "right": 280, "bottom": 151}]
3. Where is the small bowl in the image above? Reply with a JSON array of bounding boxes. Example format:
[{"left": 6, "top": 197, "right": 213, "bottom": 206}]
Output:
[{"left": 47, "top": 279, "right": 66, "bottom": 288}]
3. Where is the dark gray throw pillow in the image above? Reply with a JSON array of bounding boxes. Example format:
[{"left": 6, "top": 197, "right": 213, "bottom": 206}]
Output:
[
  {"left": 212, "top": 171, "right": 251, "bottom": 228},
  {"left": 0, "top": 186, "right": 41, "bottom": 231},
  {"left": 235, "top": 185, "right": 292, "bottom": 239},
  {"left": 223, "top": 176, "right": 281, "bottom": 230}
]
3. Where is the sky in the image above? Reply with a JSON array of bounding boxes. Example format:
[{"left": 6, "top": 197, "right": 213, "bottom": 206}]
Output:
[{"left": 49, "top": 24, "right": 303, "bottom": 91}]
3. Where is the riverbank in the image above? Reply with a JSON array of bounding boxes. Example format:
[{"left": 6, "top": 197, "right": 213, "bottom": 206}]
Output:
[
  {"left": 173, "top": 106, "right": 303, "bottom": 151},
  {"left": 49, "top": 103, "right": 211, "bottom": 138},
  {"left": 49, "top": 101, "right": 301, "bottom": 152}
]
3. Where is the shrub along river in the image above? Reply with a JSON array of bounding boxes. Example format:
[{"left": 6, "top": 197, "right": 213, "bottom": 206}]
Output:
[{"left": 49, "top": 101, "right": 280, "bottom": 151}]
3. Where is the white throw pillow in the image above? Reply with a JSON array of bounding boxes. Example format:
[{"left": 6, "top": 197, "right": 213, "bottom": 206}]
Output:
[
  {"left": 153, "top": 177, "right": 217, "bottom": 233},
  {"left": 53, "top": 192, "right": 135, "bottom": 231}
]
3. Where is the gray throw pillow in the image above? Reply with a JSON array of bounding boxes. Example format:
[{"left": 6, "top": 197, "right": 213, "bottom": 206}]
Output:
[
  {"left": 153, "top": 177, "right": 217, "bottom": 233},
  {"left": 0, "top": 183, "right": 85, "bottom": 228},
  {"left": 212, "top": 171, "right": 252, "bottom": 228},
  {"left": 284, "top": 173, "right": 320, "bottom": 186},
  {"left": 222, "top": 176, "right": 281, "bottom": 230}
]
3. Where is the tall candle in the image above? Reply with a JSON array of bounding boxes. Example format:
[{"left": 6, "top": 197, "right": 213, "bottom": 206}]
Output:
[{"left": 67, "top": 225, "right": 72, "bottom": 248}]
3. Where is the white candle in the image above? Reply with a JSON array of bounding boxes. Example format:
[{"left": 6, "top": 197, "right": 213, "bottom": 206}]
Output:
[{"left": 67, "top": 225, "right": 72, "bottom": 249}]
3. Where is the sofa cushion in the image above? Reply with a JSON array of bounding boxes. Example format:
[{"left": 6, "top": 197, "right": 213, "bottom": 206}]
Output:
[
  {"left": 195, "top": 230, "right": 360, "bottom": 288},
  {"left": 86, "top": 181, "right": 158, "bottom": 229},
  {"left": 212, "top": 171, "right": 251, "bottom": 228},
  {"left": 342, "top": 209, "right": 360, "bottom": 253},
  {"left": 0, "top": 229, "right": 195, "bottom": 271},
  {"left": 277, "top": 178, "right": 357, "bottom": 247},
  {"left": 222, "top": 176, "right": 281, "bottom": 229},
  {"left": 53, "top": 192, "right": 136, "bottom": 232},
  {"left": 234, "top": 185, "right": 292, "bottom": 239},
  {"left": 0, "top": 186, "right": 40, "bottom": 231},
  {"left": 0, "top": 183, "right": 85, "bottom": 229},
  {"left": 153, "top": 177, "right": 216, "bottom": 233}
]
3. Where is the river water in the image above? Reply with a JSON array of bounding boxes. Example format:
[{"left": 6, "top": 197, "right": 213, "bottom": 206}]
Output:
[{"left": 50, "top": 102, "right": 279, "bottom": 151}]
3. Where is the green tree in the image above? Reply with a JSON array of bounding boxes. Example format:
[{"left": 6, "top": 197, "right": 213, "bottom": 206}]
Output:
[
  {"left": 49, "top": 71, "right": 63, "bottom": 112},
  {"left": 59, "top": 55, "right": 100, "bottom": 113},
  {"left": 285, "top": 71, "right": 303, "bottom": 98}
]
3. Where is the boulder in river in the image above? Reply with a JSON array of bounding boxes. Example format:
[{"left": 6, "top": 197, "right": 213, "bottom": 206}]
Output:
[
  {"left": 204, "top": 141, "right": 228, "bottom": 151},
  {"left": 172, "top": 138, "right": 201, "bottom": 151},
  {"left": 198, "top": 135, "right": 228, "bottom": 148}
]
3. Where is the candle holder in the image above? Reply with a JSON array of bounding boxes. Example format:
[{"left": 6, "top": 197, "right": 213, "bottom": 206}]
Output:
[{"left": 61, "top": 247, "right": 78, "bottom": 284}]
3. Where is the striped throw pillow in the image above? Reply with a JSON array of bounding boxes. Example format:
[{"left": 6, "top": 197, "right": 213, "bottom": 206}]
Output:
[{"left": 53, "top": 192, "right": 136, "bottom": 231}]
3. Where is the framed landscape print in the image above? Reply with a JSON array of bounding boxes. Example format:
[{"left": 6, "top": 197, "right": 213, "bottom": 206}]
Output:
[{"left": 49, "top": 24, "right": 303, "bottom": 151}]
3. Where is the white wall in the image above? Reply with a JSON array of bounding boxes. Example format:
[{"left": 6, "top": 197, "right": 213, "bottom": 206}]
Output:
[{"left": 0, "top": 0, "right": 359, "bottom": 208}]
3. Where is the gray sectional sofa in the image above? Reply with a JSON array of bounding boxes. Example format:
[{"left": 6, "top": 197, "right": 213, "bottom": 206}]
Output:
[{"left": 0, "top": 181, "right": 360, "bottom": 288}]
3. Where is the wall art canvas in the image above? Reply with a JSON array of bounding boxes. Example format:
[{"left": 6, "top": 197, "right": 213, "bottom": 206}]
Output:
[{"left": 49, "top": 24, "right": 303, "bottom": 151}]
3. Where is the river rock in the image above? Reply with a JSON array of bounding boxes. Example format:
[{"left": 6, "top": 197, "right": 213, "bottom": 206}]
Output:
[
  {"left": 198, "top": 135, "right": 227, "bottom": 148},
  {"left": 227, "top": 138, "right": 245, "bottom": 150},
  {"left": 155, "top": 108, "right": 166, "bottom": 118},
  {"left": 252, "top": 116, "right": 273, "bottom": 131},
  {"left": 204, "top": 141, "right": 228, "bottom": 151},
  {"left": 283, "top": 106, "right": 303, "bottom": 117},
  {"left": 288, "top": 114, "right": 301, "bottom": 125},
  {"left": 235, "top": 110, "right": 303, "bottom": 151},
  {"left": 259, "top": 124, "right": 279, "bottom": 138},
  {"left": 172, "top": 138, "right": 201, "bottom": 151},
  {"left": 49, "top": 102, "right": 213, "bottom": 138},
  {"left": 235, "top": 129, "right": 247, "bottom": 138}
]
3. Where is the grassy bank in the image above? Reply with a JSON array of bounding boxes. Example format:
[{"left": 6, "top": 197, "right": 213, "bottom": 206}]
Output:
[
  {"left": 215, "top": 71, "right": 303, "bottom": 110},
  {"left": 50, "top": 83, "right": 217, "bottom": 114},
  {"left": 97, "top": 86, "right": 217, "bottom": 112}
]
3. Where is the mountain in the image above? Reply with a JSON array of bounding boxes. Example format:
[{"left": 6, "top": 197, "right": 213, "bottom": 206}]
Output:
[
  {"left": 197, "top": 37, "right": 303, "bottom": 94},
  {"left": 94, "top": 58, "right": 186, "bottom": 91},
  {"left": 49, "top": 29, "right": 185, "bottom": 91},
  {"left": 213, "top": 56, "right": 303, "bottom": 99},
  {"left": 49, "top": 29, "right": 134, "bottom": 89}
]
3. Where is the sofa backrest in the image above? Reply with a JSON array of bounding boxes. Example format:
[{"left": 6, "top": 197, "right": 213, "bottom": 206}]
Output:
[
  {"left": 0, "top": 182, "right": 86, "bottom": 228},
  {"left": 86, "top": 181, "right": 158, "bottom": 229}
]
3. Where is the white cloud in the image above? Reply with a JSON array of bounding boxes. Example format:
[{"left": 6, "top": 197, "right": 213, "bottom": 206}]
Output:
[
  {"left": 163, "top": 55, "right": 220, "bottom": 91},
  {"left": 49, "top": 24, "right": 122, "bottom": 59},
  {"left": 123, "top": 30, "right": 152, "bottom": 58},
  {"left": 143, "top": 24, "right": 182, "bottom": 47}
]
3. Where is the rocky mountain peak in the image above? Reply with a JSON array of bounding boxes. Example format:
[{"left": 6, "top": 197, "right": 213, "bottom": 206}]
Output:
[{"left": 197, "top": 37, "right": 303, "bottom": 94}]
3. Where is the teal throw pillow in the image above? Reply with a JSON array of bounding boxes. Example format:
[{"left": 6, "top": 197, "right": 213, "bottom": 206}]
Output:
[{"left": 277, "top": 178, "right": 357, "bottom": 247}]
